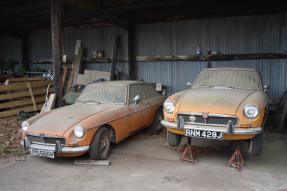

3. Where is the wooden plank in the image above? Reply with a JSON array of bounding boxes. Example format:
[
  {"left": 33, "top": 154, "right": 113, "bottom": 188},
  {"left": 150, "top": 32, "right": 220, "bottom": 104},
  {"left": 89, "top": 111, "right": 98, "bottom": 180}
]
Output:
[
  {"left": 0, "top": 88, "right": 53, "bottom": 101},
  {"left": 76, "top": 74, "right": 89, "bottom": 85},
  {"left": 40, "top": 93, "right": 56, "bottom": 113},
  {"left": 74, "top": 159, "right": 111, "bottom": 166},
  {"left": 85, "top": 70, "right": 110, "bottom": 81},
  {"left": 74, "top": 40, "right": 82, "bottom": 55},
  {"left": 62, "top": 66, "right": 68, "bottom": 86},
  {"left": 27, "top": 82, "right": 37, "bottom": 111},
  {"left": 135, "top": 53, "right": 287, "bottom": 62},
  {"left": 67, "top": 47, "right": 84, "bottom": 91},
  {"left": 0, "top": 97, "right": 45, "bottom": 109},
  {"left": 110, "top": 36, "right": 120, "bottom": 80},
  {"left": 0, "top": 104, "right": 43, "bottom": 118},
  {"left": 5, "top": 77, "right": 46, "bottom": 84},
  {"left": 72, "top": 47, "right": 84, "bottom": 84},
  {"left": 0, "top": 80, "right": 52, "bottom": 91},
  {"left": 75, "top": 70, "right": 111, "bottom": 85}
]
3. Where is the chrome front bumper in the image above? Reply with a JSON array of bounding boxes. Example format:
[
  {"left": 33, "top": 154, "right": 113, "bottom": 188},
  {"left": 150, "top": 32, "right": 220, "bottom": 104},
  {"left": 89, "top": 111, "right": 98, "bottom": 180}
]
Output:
[
  {"left": 161, "top": 120, "right": 262, "bottom": 135},
  {"left": 21, "top": 138, "right": 90, "bottom": 153}
]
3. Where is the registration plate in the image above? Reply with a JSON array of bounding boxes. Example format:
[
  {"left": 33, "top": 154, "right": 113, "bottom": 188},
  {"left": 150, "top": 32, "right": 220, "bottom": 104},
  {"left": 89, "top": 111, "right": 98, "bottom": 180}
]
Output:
[
  {"left": 30, "top": 149, "right": 55, "bottom": 158},
  {"left": 185, "top": 129, "right": 223, "bottom": 140}
]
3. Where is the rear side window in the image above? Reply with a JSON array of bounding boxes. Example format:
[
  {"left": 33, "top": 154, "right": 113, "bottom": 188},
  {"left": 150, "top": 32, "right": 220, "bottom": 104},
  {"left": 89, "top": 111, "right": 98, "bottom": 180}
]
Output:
[
  {"left": 142, "top": 85, "right": 159, "bottom": 99},
  {"left": 129, "top": 85, "right": 145, "bottom": 103}
]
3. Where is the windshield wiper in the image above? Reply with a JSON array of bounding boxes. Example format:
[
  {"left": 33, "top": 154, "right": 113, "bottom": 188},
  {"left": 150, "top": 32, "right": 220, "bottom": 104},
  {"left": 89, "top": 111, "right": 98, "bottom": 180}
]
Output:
[
  {"left": 211, "top": 86, "right": 233, "bottom": 89},
  {"left": 77, "top": 100, "right": 101, "bottom": 104}
]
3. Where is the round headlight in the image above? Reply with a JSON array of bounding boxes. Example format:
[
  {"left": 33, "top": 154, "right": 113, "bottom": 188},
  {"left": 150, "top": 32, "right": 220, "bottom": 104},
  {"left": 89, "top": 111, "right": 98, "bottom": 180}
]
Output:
[
  {"left": 244, "top": 105, "right": 259, "bottom": 119},
  {"left": 74, "top": 125, "right": 85, "bottom": 138},
  {"left": 164, "top": 100, "right": 175, "bottom": 113},
  {"left": 21, "top": 121, "right": 30, "bottom": 131}
]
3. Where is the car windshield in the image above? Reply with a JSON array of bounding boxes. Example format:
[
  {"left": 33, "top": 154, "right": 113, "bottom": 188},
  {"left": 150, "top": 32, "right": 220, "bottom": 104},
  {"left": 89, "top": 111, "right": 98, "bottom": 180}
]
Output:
[
  {"left": 77, "top": 84, "right": 126, "bottom": 104},
  {"left": 192, "top": 70, "right": 261, "bottom": 89}
]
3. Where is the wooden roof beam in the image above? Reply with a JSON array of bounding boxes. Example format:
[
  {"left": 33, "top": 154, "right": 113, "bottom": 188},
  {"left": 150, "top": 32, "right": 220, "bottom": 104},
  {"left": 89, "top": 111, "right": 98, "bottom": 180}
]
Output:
[{"left": 66, "top": 0, "right": 128, "bottom": 30}]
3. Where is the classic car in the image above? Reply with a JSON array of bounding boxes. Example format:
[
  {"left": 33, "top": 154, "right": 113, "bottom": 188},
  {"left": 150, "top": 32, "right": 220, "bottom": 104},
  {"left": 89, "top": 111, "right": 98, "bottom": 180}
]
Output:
[
  {"left": 21, "top": 81, "right": 164, "bottom": 159},
  {"left": 161, "top": 68, "right": 269, "bottom": 155}
]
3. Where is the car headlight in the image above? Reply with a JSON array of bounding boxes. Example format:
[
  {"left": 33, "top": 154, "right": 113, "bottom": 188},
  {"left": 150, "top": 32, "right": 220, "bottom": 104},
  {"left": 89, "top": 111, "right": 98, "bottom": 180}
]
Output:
[
  {"left": 164, "top": 100, "right": 175, "bottom": 113},
  {"left": 244, "top": 105, "right": 259, "bottom": 119},
  {"left": 21, "top": 121, "right": 30, "bottom": 131},
  {"left": 74, "top": 125, "right": 85, "bottom": 138}
]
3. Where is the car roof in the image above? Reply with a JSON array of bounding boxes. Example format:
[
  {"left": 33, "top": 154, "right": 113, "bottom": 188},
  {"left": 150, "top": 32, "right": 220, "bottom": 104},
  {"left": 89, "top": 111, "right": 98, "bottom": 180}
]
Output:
[
  {"left": 87, "top": 80, "right": 151, "bottom": 87},
  {"left": 203, "top": 67, "right": 257, "bottom": 72}
]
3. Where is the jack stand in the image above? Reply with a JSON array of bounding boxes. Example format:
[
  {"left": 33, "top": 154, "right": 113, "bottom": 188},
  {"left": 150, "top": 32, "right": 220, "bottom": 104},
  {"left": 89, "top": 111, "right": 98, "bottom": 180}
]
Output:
[
  {"left": 180, "top": 138, "right": 197, "bottom": 163},
  {"left": 228, "top": 146, "right": 245, "bottom": 171}
]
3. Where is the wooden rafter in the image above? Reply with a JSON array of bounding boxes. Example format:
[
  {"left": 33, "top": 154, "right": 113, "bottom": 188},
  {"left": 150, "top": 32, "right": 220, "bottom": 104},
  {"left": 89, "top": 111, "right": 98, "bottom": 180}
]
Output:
[{"left": 66, "top": 0, "right": 128, "bottom": 30}]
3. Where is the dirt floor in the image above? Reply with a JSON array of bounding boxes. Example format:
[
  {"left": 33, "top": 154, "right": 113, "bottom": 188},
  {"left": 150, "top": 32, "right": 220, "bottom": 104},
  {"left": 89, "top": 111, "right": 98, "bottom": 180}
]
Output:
[
  {"left": 0, "top": 117, "right": 25, "bottom": 157},
  {"left": 0, "top": 130, "right": 286, "bottom": 191}
]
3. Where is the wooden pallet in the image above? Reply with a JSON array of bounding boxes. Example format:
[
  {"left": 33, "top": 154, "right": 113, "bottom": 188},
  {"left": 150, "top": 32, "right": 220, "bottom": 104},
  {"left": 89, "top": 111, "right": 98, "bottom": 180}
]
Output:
[
  {"left": 0, "top": 80, "right": 53, "bottom": 118},
  {"left": 4, "top": 77, "right": 47, "bottom": 85}
]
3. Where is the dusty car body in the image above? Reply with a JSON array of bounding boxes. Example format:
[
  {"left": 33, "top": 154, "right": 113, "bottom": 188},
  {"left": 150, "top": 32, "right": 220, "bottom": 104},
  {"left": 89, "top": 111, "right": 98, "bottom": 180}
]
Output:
[
  {"left": 161, "top": 68, "right": 268, "bottom": 155},
  {"left": 21, "top": 81, "right": 164, "bottom": 159}
]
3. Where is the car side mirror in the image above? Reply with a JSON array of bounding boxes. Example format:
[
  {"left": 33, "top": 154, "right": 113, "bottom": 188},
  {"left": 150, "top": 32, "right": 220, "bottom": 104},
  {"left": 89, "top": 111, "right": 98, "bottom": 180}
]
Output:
[
  {"left": 264, "top": 84, "right": 270, "bottom": 92},
  {"left": 133, "top": 95, "right": 141, "bottom": 104}
]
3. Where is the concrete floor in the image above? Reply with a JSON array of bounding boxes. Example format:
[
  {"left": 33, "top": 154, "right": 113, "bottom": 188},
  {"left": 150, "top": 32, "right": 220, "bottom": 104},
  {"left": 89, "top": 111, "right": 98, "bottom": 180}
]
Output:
[{"left": 0, "top": 132, "right": 287, "bottom": 191}]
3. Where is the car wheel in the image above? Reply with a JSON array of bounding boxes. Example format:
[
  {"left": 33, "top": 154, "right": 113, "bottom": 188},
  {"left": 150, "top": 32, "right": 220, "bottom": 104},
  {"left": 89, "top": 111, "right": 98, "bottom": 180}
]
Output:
[
  {"left": 149, "top": 110, "right": 163, "bottom": 135},
  {"left": 248, "top": 133, "right": 263, "bottom": 156},
  {"left": 167, "top": 131, "right": 182, "bottom": 147},
  {"left": 89, "top": 127, "right": 111, "bottom": 160}
]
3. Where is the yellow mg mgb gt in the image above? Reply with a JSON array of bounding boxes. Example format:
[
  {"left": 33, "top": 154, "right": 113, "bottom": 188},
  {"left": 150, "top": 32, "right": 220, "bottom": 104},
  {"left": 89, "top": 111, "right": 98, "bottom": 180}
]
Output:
[{"left": 161, "top": 68, "right": 269, "bottom": 155}]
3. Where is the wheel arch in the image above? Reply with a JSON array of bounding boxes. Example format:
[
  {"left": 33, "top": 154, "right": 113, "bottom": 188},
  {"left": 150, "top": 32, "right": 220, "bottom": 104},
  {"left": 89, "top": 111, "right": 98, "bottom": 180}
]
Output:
[{"left": 101, "top": 124, "right": 116, "bottom": 143}]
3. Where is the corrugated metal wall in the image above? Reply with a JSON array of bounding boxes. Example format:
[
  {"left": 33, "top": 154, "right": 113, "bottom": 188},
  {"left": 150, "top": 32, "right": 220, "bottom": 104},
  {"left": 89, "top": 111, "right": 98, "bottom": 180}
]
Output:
[
  {"left": 135, "top": 14, "right": 287, "bottom": 97},
  {"left": 1, "top": 14, "right": 287, "bottom": 97},
  {"left": 0, "top": 35, "right": 21, "bottom": 62},
  {"left": 30, "top": 27, "right": 128, "bottom": 73}
]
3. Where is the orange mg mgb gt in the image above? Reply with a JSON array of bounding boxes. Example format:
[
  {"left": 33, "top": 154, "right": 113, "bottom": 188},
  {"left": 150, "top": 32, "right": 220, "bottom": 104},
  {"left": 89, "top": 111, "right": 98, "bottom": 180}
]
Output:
[
  {"left": 161, "top": 68, "right": 269, "bottom": 155},
  {"left": 21, "top": 81, "right": 164, "bottom": 159}
]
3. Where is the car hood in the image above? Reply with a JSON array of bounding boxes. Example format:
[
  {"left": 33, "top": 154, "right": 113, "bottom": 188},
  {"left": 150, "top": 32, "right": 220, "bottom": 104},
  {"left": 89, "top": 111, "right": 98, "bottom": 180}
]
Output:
[
  {"left": 177, "top": 88, "right": 256, "bottom": 115},
  {"left": 27, "top": 102, "right": 120, "bottom": 136}
]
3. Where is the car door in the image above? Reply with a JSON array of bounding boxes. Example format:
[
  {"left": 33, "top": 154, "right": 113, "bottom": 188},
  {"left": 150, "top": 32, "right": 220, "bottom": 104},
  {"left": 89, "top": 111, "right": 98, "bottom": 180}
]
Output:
[
  {"left": 141, "top": 84, "right": 163, "bottom": 125},
  {"left": 128, "top": 84, "right": 150, "bottom": 133}
]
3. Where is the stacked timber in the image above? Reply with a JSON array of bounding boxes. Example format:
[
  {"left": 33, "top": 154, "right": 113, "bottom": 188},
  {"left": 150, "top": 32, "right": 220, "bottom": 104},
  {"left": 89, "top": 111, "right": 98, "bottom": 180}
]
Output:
[{"left": 0, "top": 77, "right": 53, "bottom": 118}]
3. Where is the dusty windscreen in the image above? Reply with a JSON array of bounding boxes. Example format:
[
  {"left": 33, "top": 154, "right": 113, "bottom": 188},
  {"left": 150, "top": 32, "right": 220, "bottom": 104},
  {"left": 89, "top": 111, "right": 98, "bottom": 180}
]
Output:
[
  {"left": 77, "top": 84, "right": 126, "bottom": 104},
  {"left": 192, "top": 70, "right": 261, "bottom": 89}
]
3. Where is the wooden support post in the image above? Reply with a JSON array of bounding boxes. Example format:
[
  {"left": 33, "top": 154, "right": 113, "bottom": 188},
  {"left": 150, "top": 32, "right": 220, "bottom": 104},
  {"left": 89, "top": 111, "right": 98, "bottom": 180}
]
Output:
[
  {"left": 128, "top": 23, "right": 136, "bottom": 80},
  {"left": 26, "top": 82, "right": 37, "bottom": 111},
  {"left": 110, "top": 36, "right": 120, "bottom": 81},
  {"left": 51, "top": 0, "right": 63, "bottom": 106},
  {"left": 62, "top": 66, "right": 68, "bottom": 86}
]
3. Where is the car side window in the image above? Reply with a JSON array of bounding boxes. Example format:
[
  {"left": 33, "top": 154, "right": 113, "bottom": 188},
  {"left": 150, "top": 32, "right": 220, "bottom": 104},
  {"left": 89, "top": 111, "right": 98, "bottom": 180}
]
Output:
[
  {"left": 142, "top": 85, "right": 159, "bottom": 99},
  {"left": 129, "top": 85, "right": 145, "bottom": 103}
]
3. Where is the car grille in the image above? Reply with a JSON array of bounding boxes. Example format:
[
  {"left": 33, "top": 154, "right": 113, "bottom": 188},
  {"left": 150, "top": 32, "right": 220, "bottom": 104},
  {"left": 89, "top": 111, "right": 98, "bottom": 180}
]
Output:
[
  {"left": 27, "top": 135, "right": 66, "bottom": 145},
  {"left": 178, "top": 114, "right": 238, "bottom": 126}
]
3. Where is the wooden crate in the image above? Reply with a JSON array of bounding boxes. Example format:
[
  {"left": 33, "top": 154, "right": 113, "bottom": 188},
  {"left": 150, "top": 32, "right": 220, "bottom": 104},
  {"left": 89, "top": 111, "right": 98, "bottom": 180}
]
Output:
[{"left": 0, "top": 80, "right": 53, "bottom": 118}]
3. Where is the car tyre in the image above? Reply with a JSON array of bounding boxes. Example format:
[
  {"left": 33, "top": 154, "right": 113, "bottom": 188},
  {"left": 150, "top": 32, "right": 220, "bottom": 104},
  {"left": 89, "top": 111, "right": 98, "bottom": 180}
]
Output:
[
  {"left": 248, "top": 133, "right": 263, "bottom": 156},
  {"left": 89, "top": 127, "right": 111, "bottom": 160},
  {"left": 149, "top": 110, "right": 163, "bottom": 135},
  {"left": 167, "top": 131, "right": 181, "bottom": 147}
]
